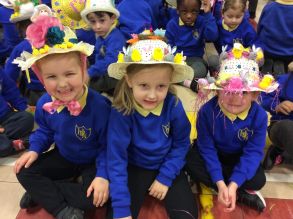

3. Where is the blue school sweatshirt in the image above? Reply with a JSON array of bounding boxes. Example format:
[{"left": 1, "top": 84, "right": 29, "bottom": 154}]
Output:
[
  {"left": 197, "top": 96, "right": 267, "bottom": 187},
  {"left": 29, "top": 88, "right": 111, "bottom": 179},
  {"left": 88, "top": 28, "right": 125, "bottom": 78},
  {"left": 0, "top": 67, "right": 27, "bottom": 119},
  {"left": 4, "top": 39, "right": 44, "bottom": 91},
  {"left": 215, "top": 18, "right": 261, "bottom": 54},
  {"left": 165, "top": 12, "right": 218, "bottom": 57},
  {"left": 261, "top": 73, "right": 293, "bottom": 121},
  {"left": 257, "top": 1, "right": 293, "bottom": 57},
  {"left": 108, "top": 93, "right": 191, "bottom": 218}
]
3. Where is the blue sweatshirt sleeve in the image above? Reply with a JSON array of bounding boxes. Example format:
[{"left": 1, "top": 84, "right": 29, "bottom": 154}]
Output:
[
  {"left": 201, "top": 12, "right": 219, "bottom": 42},
  {"left": 88, "top": 30, "right": 125, "bottom": 78},
  {"left": 1, "top": 69, "right": 27, "bottom": 111},
  {"left": 156, "top": 100, "right": 191, "bottom": 186},
  {"left": 29, "top": 97, "right": 55, "bottom": 154},
  {"left": 229, "top": 107, "right": 267, "bottom": 186},
  {"left": 165, "top": 19, "right": 177, "bottom": 47},
  {"left": 196, "top": 104, "right": 224, "bottom": 183},
  {"left": 107, "top": 108, "right": 132, "bottom": 218}
]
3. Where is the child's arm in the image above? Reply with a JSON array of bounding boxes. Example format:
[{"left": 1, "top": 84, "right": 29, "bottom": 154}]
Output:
[
  {"left": 156, "top": 100, "right": 191, "bottom": 187},
  {"left": 86, "top": 177, "right": 109, "bottom": 207},
  {"left": 88, "top": 32, "right": 125, "bottom": 78},
  {"left": 165, "top": 18, "right": 177, "bottom": 47},
  {"left": 275, "top": 100, "right": 293, "bottom": 115},
  {"left": 14, "top": 151, "right": 38, "bottom": 174},
  {"left": 200, "top": 6, "right": 218, "bottom": 42}
]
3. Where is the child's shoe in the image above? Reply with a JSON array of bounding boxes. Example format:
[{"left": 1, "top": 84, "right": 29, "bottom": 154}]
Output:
[
  {"left": 56, "top": 206, "right": 84, "bottom": 219},
  {"left": 263, "top": 145, "right": 284, "bottom": 170},
  {"left": 20, "top": 192, "right": 37, "bottom": 209},
  {"left": 237, "top": 189, "right": 266, "bottom": 212}
]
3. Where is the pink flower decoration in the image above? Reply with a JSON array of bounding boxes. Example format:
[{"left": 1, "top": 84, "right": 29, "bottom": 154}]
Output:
[
  {"left": 223, "top": 77, "right": 245, "bottom": 93},
  {"left": 26, "top": 16, "right": 64, "bottom": 48}
]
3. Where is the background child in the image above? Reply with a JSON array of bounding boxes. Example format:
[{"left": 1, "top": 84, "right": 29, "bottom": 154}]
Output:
[
  {"left": 185, "top": 43, "right": 278, "bottom": 213},
  {"left": 13, "top": 16, "right": 110, "bottom": 219},
  {"left": 261, "top": 67, "right": 293, "bottom": 170},
  {"left": 0, "top": 66, "right": 33, "bottom": 157},
  {"left": 165, "top": 0, "right": 218, "bottom": 79},
  {"left": 5, "top": 1, "right": 45, "bottom": 106},
  {"left": 81, "top": 0, "right": 125, "bottom": 95},
  {"left": 258, "top": 0, "right": 293, "bottom": 75},
  {"left": 214, "top": 0, "right": 260, "bottom": 55},
  {"left": 106, "top": 36, "right": 198, "bottom": 219}
]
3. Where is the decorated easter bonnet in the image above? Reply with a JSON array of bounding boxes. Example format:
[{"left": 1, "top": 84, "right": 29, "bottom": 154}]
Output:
[
  {"left": 52, "top": 0, "right": 88, "bottom": 30},
  {"left": 0, "top": 0, "right": 14, "bottom": 8},
  {"left": 108, "top": 30, "right": 194, "bottom": 83},
  {"left": 203, "top": 43, "right": 278, "bottom": 93},
  {"left": 13, "top": 15, "right": 94, "bottom": 83},
  {"left": 9, "top": 0, "right": 39, "bottom": 23},
  {"left": 80, "top": 0, "right": 120, "bottom": 24}
]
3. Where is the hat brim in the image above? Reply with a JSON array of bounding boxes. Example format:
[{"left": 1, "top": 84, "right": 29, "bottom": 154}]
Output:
[
  {"left": 10, "top": 13, "right": 32, "bottom": 23},
  {"left": 166, "top": 0, "right": 177, "bottom": 8},
  {"left": 52, "top": 0, "right": 89, "bottom": 29},
  {"left": 13, "top": 42, "right": 94, "bottom": 70},
  {"left": 108, "top": 61, "right": 194, "bottom": 83},
  {"left": 0, "top": 1, "right": 13, "bottom": 8},
  {"left": 80, "top": 7, "right": 120, "bottom": 24},
  {"left": 204, "top": 82, "right": 279, "bottom": 93}
]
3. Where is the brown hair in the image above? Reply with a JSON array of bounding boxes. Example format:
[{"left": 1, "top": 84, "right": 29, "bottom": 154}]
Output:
[
  {"left": 222, "top": 0, "right": 247, "bottom": 13},
  {"left": 112, "top": 63, "right": 177, "bottom": 115}
]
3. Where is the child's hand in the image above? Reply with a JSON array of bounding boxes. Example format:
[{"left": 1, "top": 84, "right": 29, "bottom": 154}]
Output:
[
  {"left": 14, "top": 151, "right": 38, "bottom": 174},
  {"left": 216, "top": 180, "right": 230, "bottom": 208},
  {"left": 201, "top": 0, "right": 211, "bottom": 13},
  {"left": 224, "top": 181, "right": 238, "bottom": 212},
  {"left": 117, "top": 217, "right": 132, "bottom": 219},
  {"left": 148, "top": 180, "right": 169, "bottom": 200},
  {"left": 276, "top": 100, "right": 293, "bottom": 115},
  {"left": 86, "top": 177, "right": 109, "bottom": 207},
  {"left": 0, "top": 125, "right": 4, "bottom": 133}
]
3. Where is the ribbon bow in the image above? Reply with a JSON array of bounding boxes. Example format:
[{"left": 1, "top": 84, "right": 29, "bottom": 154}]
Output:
[{"left": 42, "top": 99, "right": 82, "bottom": 116}]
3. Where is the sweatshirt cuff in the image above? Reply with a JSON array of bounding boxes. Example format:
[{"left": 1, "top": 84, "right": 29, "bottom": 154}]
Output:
[
  {"left": 229, "top": 172, "right": 246, "bottom": 187},
  {"left": 210, "top": 170, "right": 224, "bottom": 184},
  {"left": 113, "top": 206, "right": 131, "bottom": 218},
  {"left": 156, "top": 173, "right": 173, "bottom": 187},
  {"left": 29, "top": 145, "right": 43, "bottom": 154},
  {"left": 96, "top": 168, "right": 108, "bottom": 180}
]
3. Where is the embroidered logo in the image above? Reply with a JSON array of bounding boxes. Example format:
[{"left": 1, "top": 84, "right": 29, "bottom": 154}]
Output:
[
  {"left": 162, "top": 122, "right": 170, "bottom": 138},
  {"left": 193, "top": 29, "right": 199, "bottom": 39},
  {"left": 100, "top": 45, "right": 105, "bottom": 56},
  {"left": 238, "top": 128, "right": 253, "bottom": 141},
  {"left": 75, "top": 125, "right": 91, "bottom": 141}
]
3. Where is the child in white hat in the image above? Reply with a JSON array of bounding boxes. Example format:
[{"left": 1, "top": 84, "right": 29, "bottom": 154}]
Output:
[
  {"left": 185, "top": 43, "right": 278, "bottom": 213},
  {"left": 81, "top": 0, "right": 126, "bottom": 95},
  {"left": 106, "top": 33, "right": 198, "bottom": 219}
]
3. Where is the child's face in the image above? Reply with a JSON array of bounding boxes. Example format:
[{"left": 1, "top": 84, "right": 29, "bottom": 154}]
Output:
[
  {"left": 38, "top": 53, "right": 85, "bottom": 102},
  {"left": 178, "top": 0, "right": 200, "bottom": 26},
  {"left": 223, "top": 7, "right": 244, "bottom": 29},
  {"left": 218, "top": 91, "right": 258, "bottom": 115},
  {"left": 126, "top": 65, "right": 172, "bottom": 111},
  {"left": 87, "top": 12, "right": 116, "bottom": 37}
]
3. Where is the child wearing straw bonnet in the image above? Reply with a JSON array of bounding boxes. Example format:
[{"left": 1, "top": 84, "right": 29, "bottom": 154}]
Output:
[
  {"left": 106, "top": 32, "right": 198, "bottom": 219},
  {"left": 13, "top": 15, "right": 111, "bottom": 219},
  {"left": 185, "top": 43, "right": 278, "bottom": 213}
]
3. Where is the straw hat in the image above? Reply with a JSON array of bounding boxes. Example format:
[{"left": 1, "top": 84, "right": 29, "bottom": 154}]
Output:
[
  {"left": 166, "top": 0, "right": 177, "bottom": 8},
  {"left": 0, "top": 0, "right": 14, "bottom": 9},
  {"left": 80, "top": 0, "right": 120, "bottom": 24},
  {"left": 13, "top": 15, "right": 94, "bottom": 72},
  {"left": 108, "top": 32, "right": 194, "bottom": 83},
  {"left": 52, "top": 0, "right": 88, "bottom": 29},
  {"left": 9, "top": 0, "right": 38, "bottom": 23},
  {"left": 204, "top": 43, "right": 278, "bottom": 93}
]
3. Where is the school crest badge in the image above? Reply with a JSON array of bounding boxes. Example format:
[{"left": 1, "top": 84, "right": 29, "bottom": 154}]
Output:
[
  {"left": 162, "top": 122, "right": 170, "bottom": 138},
  {"left": 238, "top": 128, "right": 253, "bottom": 141},
  {"left": 75, "top": 125, "right": 91, "bottom": 141}
]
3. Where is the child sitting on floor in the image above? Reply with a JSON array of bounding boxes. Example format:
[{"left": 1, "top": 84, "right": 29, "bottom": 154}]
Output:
[
  {"left": 185, "top": 43, "right": 278, "bottom": 213},
  {"left": 13, "top": 15, "right": 111, "bottom": 219}
]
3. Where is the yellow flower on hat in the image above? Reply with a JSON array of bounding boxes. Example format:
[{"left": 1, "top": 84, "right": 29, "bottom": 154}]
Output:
[
  {"left": 117, "top": 52, "right": 124, "bottom": 63},
  {"left": 153, "top": 48, "right": 164, "bottom": 61},
  {"left": 131, "top": 49, "right": 142, "bottom": 62},
  {"left": 259, "top": 74, "right": 274, "bottom": 89},
  {"left": 174, "top": 53, "right": 183, "bottom": 64}
]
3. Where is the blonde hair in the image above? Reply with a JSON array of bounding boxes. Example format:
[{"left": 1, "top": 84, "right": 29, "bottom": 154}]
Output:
[
  {"left": 222, "top": 0, "right": 247, "bottom": 13},
  {"left": 112, "top": 64, "right": 177, "bottom": 115}
]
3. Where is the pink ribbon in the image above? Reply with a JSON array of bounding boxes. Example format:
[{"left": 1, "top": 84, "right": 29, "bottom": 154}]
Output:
[{"left": 42, "top": 100, "right": 82, "bottom": 116}]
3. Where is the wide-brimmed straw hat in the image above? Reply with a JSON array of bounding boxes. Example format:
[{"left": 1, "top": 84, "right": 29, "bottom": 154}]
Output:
[
  {"left": 80, "top": 0, "right": 120, "bottom": 24},
  {"left": 13, "top": 15, "right": 94, "bottom": 82},
  {"left": 108, "top": 31, "right": 194, "bottom": 83},
  {"left": 9, "top": 0, "right": 38, "bottom": 23},
  {"left": 204, "top": 43, "right": 278, "bottom": 93}
]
